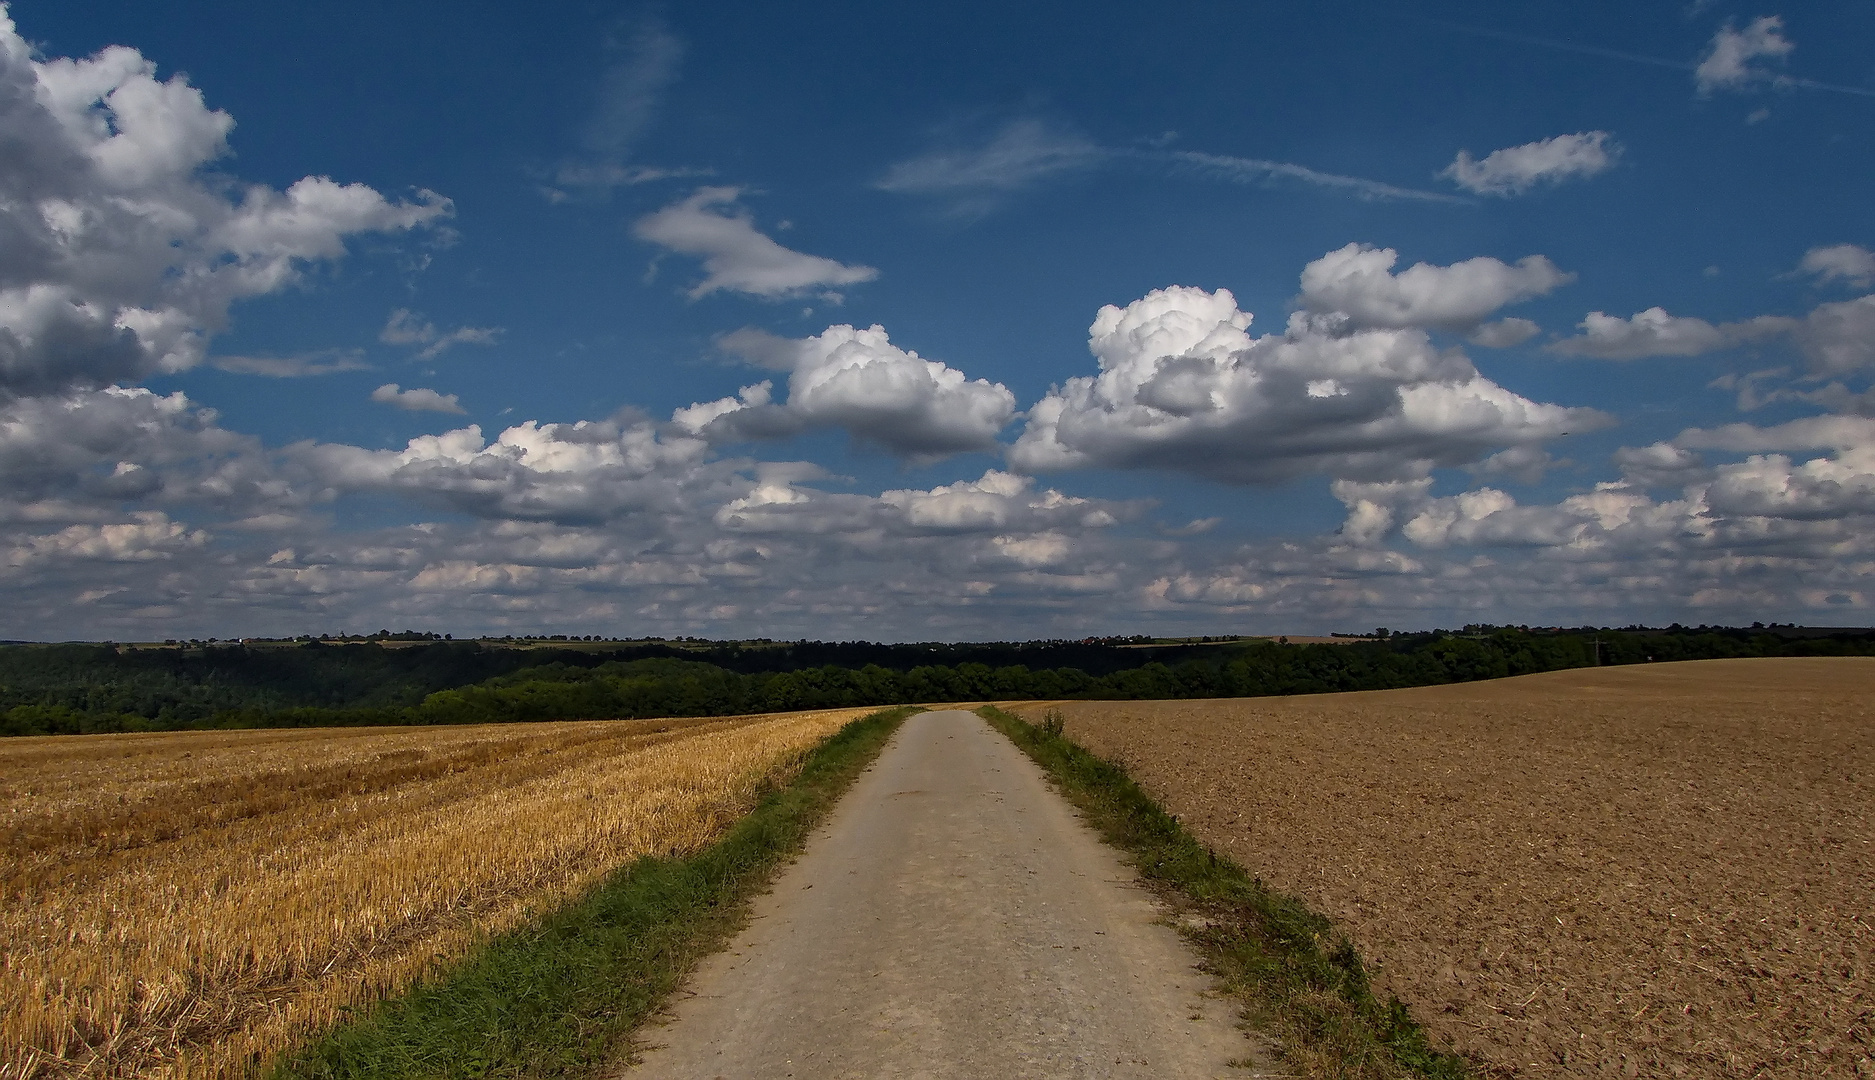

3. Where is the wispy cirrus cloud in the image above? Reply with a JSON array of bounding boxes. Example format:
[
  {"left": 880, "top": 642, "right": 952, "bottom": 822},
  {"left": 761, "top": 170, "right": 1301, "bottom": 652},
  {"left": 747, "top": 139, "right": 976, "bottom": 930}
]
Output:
[
  {"left": 210, "top": 350, "right": 370, "bottom": 378},
  {"left": 1435, "top": 17, "right": 1873, "bottom": 99},
  {"left": 380, "top": 309, "right": 503, "bottom": 360},
  {"left": 877, "top": 118, "right": 1466, "bottom": 214},
  {"left": 541, "top": 14, "right": 711, "bottom": 200},
  {"left": 1165, "top": 150, "right": 1467, "bottom": 204},
  {"left": 875, "top": 119, "right": 1106, "bottom": 216}
]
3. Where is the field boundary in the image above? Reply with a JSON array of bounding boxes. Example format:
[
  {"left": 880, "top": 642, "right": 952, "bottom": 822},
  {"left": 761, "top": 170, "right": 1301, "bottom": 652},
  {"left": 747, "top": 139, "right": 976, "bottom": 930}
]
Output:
[
  {"left": 269, "top": 705, "right": 920, "bottom": 1080},
  {"left": 978, "top": 705, "right": 1473, "bottom": 1080}
]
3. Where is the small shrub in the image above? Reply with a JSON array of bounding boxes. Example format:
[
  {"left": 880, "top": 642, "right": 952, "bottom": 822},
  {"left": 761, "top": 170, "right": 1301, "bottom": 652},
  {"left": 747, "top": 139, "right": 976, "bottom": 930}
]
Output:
[{"left": 1041, "top": 707, "right": 1066, "bottom": 736}]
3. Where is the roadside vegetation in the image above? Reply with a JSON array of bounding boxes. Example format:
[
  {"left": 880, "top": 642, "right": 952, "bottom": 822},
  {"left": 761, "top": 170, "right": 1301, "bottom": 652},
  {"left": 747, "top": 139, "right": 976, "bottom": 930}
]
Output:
[
  {"left": 272, "top": 705, "right": 914, "bottom": 1080},
  {"left": 979, "top": 704, "right": 1472, "bottom": 1080},
  {"left": 5, "top": 625, "right": 1872, "bottom": 736},
  {"left": 2, "top": 707, "right": 901, "bottom": 1079}
]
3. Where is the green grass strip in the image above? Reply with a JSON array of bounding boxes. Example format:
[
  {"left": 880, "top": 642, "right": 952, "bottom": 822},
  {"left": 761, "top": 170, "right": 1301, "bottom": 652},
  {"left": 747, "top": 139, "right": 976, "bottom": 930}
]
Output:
[
  {"left": 978, "top": 705, "right": 1472, "bottom": 1080},
  {"left": 272, "top": 705, "right": 919, "bottom": 1080}
]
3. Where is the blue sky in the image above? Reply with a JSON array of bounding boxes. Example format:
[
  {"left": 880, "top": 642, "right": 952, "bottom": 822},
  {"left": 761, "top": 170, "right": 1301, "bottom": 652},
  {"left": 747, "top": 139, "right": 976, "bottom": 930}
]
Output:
[{"left": 1, "top": 0, "right": 1870, "bottom": 640}]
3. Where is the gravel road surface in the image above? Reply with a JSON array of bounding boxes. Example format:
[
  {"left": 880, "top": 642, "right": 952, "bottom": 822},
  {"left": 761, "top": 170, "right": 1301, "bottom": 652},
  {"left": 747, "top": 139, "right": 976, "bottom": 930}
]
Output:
[{"left": 620, "top": 709, "right": 1265, "bottom": 1079}]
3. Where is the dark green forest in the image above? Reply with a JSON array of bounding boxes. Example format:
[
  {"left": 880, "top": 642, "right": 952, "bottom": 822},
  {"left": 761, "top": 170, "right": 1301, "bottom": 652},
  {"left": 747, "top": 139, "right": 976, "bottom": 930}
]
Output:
[{"left": 3, "top": 626, "right": 1870, "bottom": 736}]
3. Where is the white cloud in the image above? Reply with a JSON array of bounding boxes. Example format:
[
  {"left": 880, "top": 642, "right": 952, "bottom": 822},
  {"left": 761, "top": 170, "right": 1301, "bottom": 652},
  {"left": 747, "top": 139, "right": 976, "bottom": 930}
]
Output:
[
  {"left": 1009, "top": 285, "right": 1602, "bottom": 484},
  {"left": 1, "top": 392, "right": 1870, "bottom": 639},
  {"left": 713, "top": 466, "right": 1136, "bottom": 541},
  {"left": 1798, "top": 244, "right": 1875, "bottom": 290},
  {"left": 379, "top": 309, "right": 501, "bottom": 360},
  {"left": 1612, "top": 441, "right": 1710, "bottom": 489},
  {"left": 294, "top": 415, "right": 723, "bottom": 525},
  {"left": 1547, "top": 307, "right": 1729, "bottom": 359},
  {"left": 1732, "top": 294, "right": 1875, "bottom": 374},
  {"left": 1441, "top": 131, "right": 1619, "bottom": 196},
  {"left": 1695, "top": 16, "right": 1793, "bottom": 94},
  {"left": 1543, "top": 292, "right": 1874, "bottom": 369},
  {"left": 0, "top": 386, "right": 260, "bottom": 504},
  {"left": 634, "top": 187, "right": 878, "bottom": 300},
  {"left": 1675, "top": 413, "right": 1875, "bottom": 454},
  {"left": 1467, "top": 444, "right": 1559, "bottom": 484},
  {"left": 675, "top": 323, "right": 1017, "bottom": 459},
  {"left": 0, "top": 15, "right": 450, "bottom": 394},
  {"left": 371, "top": 384, "right": 466, "bottom": 414},
  {"left": 1298, "top": 244, "right": 1574, "bottom": 332},
  {"left": 3, "top": 511, "right": 206, "bottom": 569}
]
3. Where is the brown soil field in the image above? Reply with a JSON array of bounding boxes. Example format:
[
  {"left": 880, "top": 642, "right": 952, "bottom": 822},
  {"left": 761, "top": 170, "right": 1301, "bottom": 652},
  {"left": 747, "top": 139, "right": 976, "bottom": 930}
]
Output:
[
  {"left": 1005, "top": 658, "right": 1875, "bottom": 1079},
  {"left": 0, "top": 708, "right": 870, "bottom": 1080}
]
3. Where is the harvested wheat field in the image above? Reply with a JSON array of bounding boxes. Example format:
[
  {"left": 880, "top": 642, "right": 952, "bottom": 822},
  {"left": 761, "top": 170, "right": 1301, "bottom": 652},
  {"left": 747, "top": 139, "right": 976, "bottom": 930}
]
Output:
[
  {"left": 0, "top": 707, "right": 871, "bottom": 1080},
  {"left": 1007, "top": 658, "right": 1875, "bottom": 1079}
]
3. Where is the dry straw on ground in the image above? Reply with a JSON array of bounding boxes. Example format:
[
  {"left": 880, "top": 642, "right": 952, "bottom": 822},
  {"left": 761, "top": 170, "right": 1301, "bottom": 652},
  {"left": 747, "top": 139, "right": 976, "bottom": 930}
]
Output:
[
  {"left": 1, "top": 708, "right": 868, "bottom": 1079},
  {"left": 1009, "top": 658, "right": 1875, "bottom": 1079}
]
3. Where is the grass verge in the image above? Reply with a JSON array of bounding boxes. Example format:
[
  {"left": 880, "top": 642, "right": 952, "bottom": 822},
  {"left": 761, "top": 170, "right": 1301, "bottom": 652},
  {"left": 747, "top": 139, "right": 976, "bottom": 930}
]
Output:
[
  {"left": 978, "top": 704, "right": 1472, "bottom": 1080},
  {"left": 271, "top": 705, "right": 919, "bottom": 1080}
]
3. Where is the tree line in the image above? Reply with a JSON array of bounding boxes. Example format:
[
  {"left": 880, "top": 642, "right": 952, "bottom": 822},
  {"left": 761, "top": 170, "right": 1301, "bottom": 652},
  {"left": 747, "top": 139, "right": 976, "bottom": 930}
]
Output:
[{"left": 3, "top": 626, "right": 1869, "bottom": 736}]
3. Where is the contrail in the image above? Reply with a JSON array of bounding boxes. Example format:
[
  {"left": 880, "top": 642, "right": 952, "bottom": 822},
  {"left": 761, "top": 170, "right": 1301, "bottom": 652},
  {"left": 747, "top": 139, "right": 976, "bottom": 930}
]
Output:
[
  {"left": 1434, "top": 19, "right": 1875, "bottom": 98},
  {"left": 1159, "top": 150, "right": 1469, "bottom": 205}
]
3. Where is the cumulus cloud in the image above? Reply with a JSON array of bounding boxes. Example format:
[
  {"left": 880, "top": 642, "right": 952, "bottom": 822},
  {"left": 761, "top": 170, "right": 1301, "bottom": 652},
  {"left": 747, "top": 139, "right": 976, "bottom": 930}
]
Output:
[
  {"left": 1547, "top": 307, "right": 1729, "bottom": 359},
  {"left": 1009, "top": 285, "right": 1602, "bottom": 484},
  {"left": 0, "top": 15, "right": 450, "bottom": 394},
  {"left": 1732, "top": 294, "right": 1875, "bottom": 374},
  {"left": 379, "top": 309, "right": 501, "bottom": 359},
  {"left": 1297, "top": 244, "right": 1573, "bottom": 332},
  {"left": 293, "top": 415, "right": 722, "bottom": 525},
  {"left": 0, "top": 386, "right": 261, "bottom": 505},
  {"left": 675, "top": 323, "right": 1017, "bottom": 459},
  {"left": 1797, "top": 244, "right": 1875, "bottom": 290},
  {"left": 634, "top": 187, "right": 878, "bottom": 300},
  {"left": 1612, "top": 441, "right": 1710, "bottom": 489},
  {"left": 1695, "top": 16, "right": 1793, "bottom": 94},
  {"left": 371, "top": 384, "right": 466, "bottom": 414},
  {"left": 3, "top": 511, "right": 206, "bottom": 569},
  {"left": 1441, "top": 131, "right": 1619, "bottom": 196},
  {"left": 2, "top": 391, "right": 1869, "bottom": 638},
  {"left": 714, "top": 466, "right": 1136, "bottom": 539},
  {"left": 1327, "top": 415, "right": 1875, "bottom": 567}
]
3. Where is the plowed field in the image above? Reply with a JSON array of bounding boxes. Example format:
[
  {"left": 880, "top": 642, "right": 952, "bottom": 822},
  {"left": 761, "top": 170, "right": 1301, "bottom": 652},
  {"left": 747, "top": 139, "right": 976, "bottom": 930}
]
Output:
[
  {"left": 0, "top": 708, "right": 869, "bottom": 1080},
  {"left": 1006, "top": 658, "right": 1874, "bottom": 1078}
]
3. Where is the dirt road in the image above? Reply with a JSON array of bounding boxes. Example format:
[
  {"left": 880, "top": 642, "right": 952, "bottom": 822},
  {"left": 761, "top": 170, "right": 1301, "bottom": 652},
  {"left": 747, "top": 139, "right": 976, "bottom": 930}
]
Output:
[{"left": 621, "top": 709, "right": 1262, "bottom": 1079}]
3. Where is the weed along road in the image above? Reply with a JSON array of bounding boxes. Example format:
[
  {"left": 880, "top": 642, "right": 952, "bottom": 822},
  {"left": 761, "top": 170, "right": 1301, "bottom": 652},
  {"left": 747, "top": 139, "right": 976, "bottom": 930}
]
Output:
[{"left": 622, "top": 709, "right": 1263, "bottom": 1079}]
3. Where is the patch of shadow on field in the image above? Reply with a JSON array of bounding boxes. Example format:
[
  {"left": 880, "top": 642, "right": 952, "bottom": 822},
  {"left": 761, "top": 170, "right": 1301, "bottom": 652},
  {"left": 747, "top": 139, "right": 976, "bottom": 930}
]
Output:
[
  {"left": 268, "top": 705, "right": 920, "bottom": 1080},
  {"left": 979, "top": 705, "right": 1474, "bottom": 1080}
]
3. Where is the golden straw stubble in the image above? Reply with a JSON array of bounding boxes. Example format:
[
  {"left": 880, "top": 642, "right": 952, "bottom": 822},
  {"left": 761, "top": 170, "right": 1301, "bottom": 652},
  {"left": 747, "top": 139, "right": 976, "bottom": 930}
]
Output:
[{"left": 0, "top": 708, "right": 869, "bottom": 1080}]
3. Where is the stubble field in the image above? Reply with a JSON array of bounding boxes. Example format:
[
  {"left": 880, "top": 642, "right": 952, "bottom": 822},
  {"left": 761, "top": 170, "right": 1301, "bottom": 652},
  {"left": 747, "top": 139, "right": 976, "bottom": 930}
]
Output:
[
  {"left": 1008, "top": 657, "right": 1874, "bottom": 1079},
  {"left": 0, "top": 707, "right": 870, "bottom": 1080}
]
